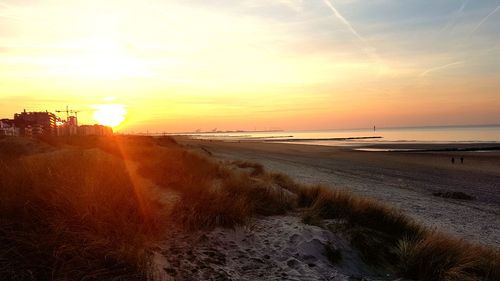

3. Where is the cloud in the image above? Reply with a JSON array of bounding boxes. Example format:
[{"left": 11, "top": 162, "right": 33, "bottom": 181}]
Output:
[
  {"left": 471, "top": 4, "right": 500, "bottom": 34},
  {"left": 320, "top": 0, "right": 381, "bottom": 63},
  {"left": 442, "top": 0, "right": 468, "bottom": 32},
  {"left": 419, "top": 61, "right": 464, "bottom": 77},
  {"left": 277, "top": 0, "right": 303, "bottom": 12},
  {"left": 321, "top": 0, "right": 364, "bottom": 42}
]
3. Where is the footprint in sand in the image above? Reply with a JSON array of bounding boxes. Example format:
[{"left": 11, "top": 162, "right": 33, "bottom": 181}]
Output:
[
  {"left": 302, "top": 254, "right": 318, "bottom": 263},
  {"left": 289, "top": 233, "right": 300, "bottom": 244},
  {"left": 286, "top": 258, "right": 300, "bottom": 269}
]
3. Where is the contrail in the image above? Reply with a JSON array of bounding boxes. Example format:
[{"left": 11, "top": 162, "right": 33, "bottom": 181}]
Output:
[
  {"left": 442, "top": 0, "right": 468, "bottom": 32},
  {"left": 457, "top": 0, "right": 468, "bottom": 14},
  {"left": 278, "top": 0, "right": 303, "bottom": 13},
  {"left": 321, "top": 0, "right": 382, "bottom": 62},
  {"left": 472, "top": 4, "right": 500, "bottom": 33},
  {"left": 420, "top": 61, "right": 464, "bottom": 76},
  {"left": 321, "top": 0, "right": 365, "bottom": 42}
]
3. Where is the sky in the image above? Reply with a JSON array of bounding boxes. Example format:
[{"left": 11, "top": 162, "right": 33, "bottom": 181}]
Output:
[{"left": 0, "top": 0, "right": 499, "bottom": 132}]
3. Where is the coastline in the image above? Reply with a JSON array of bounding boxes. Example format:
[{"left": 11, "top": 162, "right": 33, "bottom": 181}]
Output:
[{"left": 177, "top": 137, "right": 500, "bottom": 247}]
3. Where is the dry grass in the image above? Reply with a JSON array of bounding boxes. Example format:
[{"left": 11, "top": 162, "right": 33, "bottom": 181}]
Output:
[
  {"left": 296, "top": 185, "right": 422, "bottom": 237},
  {"left": 3, "top": 136, "right": 498, "bottom": 280},
  {"left": 294, "top": 185, "right": 425, "bottom": 268},
  {"left": 432, "top": 191, "right": 475, "bottom": 200},
  {"left": 231, "top": 160, "right": 265, "bottom": 176},
  {"left": 170, "top": 186, "right": 252, "bottom": 229},
  {"left": 131, "top": 140, "right": 499, "bottom": 280},
  {"left": 35, "top": 136, "right": 295, "bottom": 231},
  {"left": 167, "top": 173, "right": 296, "bottom": 230},
  {"left": 0, "top": 139, "right": 162, "bottom": 281},
  {"left": 132, "top": 143, "right": 295, "bottom": 229},
  {"left": 398, "top": 233, "right": 500, "bottom": 281},
  {"left": 269, "top": 174, "right": 498, "bottom": 279}
]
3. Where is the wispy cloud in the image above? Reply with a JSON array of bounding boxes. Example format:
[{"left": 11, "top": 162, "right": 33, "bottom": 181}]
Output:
[
  {"left": 277, "top": 0, "right": 304, "bottom": 13},
  {"left": 420, "top": 61, "right": 464, "bottom": 76},
  {"left": 471, "top": 4, "right": 500, "bottom": 34},
  {"left": 442, "top": 0, "right": 468, "bottom": 32},
  {"left": 321, "top": 0, "right": 364, "bottom": 42},
  {"left": 320, "top": 0, "right": 381, "bottom": 62}
]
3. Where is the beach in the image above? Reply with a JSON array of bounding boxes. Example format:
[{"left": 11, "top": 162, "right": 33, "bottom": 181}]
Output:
[
  {"left": 180, "top": 138, "right": 500, "bottom": 247},
  {"left": 3, "top": 136, "right": 499, "bottom": 280}
]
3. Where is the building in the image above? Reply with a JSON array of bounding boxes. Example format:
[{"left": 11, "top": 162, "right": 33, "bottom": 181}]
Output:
[
  {"left": 56, "top": 116, "right": 78, "bottom": 136},
  {"left": 67, "top": 116, "right": 78, "bottom": 135},
  {"left": 0, "top": 120, "right": 19, "bottom": 136},
  {"left": 2, "top": 109, "right": 114, "bottom": 137},
  {"left": 78, "top": 124, "right": 113, "bottom": 136},
  {"left": 13, "top": 110, "right": 57, "bottom": 136}
]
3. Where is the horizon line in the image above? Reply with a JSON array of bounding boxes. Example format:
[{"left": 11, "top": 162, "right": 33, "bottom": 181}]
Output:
[{"left": 117, "top": 123, "right": 500, "bottom": 135}]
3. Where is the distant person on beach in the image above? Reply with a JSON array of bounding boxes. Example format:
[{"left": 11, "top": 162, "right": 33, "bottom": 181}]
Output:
[
  {"left": 460, "top": 157, "right": 464, "bottom": 164},
  {"left": 451, "top": 157, "right": 455, "bottom": 164}
]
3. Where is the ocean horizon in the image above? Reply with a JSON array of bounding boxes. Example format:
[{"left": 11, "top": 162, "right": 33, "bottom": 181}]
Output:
[{"left": 182, "top": 124, "right": 500, "bottom": 143}]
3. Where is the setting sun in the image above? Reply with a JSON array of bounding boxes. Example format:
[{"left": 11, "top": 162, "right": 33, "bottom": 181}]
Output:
[
  {"left": 1, "top": 1, "right": 500, "bottom": 280},
  {"left": 93, "top": 104, "right": 127, "bottom": 127}
]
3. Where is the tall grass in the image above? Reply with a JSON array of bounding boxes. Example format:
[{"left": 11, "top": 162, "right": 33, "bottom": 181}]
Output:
[
  {"left": 132, "top": 144, "right": 295, "bottom": 229},
  {"left": 4, "top": 136, "right": 497, "bottom": 280},
  {"left": 0, "top": 145, "right": 162, "bottom": 280},
  {"left": 110, "top": 137, "right": 499, "bottom": 280},
  {"left": 398, "top": 232, "right": 500, "bottom": 281},
  {"left": 268, "top": 175, "right": 499, "bottom": 280}
]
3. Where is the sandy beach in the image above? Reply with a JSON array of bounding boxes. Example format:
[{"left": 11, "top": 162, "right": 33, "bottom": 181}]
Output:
[
  {"left": 180, "top": 138, "right": 500, "bottom": 247},
  {"left": 3, "top": 136, "right": 499, "bottom": 280}
]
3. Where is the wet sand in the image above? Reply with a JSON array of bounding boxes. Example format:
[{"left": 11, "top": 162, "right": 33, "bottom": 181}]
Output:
[{"left": 179, "top": 138, "right": 500, "bottom": 247}]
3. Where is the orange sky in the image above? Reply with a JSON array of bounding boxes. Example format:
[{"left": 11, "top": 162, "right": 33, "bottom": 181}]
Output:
[{"left": 1, "top": 0, "right": 499, "bottom": 132}]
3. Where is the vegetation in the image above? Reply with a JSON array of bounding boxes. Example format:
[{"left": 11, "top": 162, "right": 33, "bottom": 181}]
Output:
[
  {"left": 0, "top": 138, "right": 162, "bottom": 281},
  {"left": 0, "top": 136, "right": 498, "bottom": 280},
  {"left": 398, "top": 232, "right": 500, "bottom": 281},
  {"left": 432, "top": 191, "right": 475, "bottom": 200}
]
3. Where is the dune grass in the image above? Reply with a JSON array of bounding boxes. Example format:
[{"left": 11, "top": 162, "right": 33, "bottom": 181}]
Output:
[
  {"left": 130, "top": 142, "right": 295, "bottom": 229},
  {"left": 1, "top": 136, "right": 498, "bottom": 280},
  {"left": 118, "top": 137, "right": 499, "bottom": 280},
  {"left": 263, "top": 174, "right": 499, "bottom": 280},
  {"left": 0, "top": 138, "right": 162, "bottom": 281},
  {"left": 123, "top": 137, "right": 499, "bottom": 280},
  {"left": 398, "top": 232, "right": 500, "bottom": 281}
]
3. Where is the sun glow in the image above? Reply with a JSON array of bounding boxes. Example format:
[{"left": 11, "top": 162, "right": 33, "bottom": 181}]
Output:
[
  {"left": 52, "top": 38, "right": 151, "bottom": 80},
  {"left": 93, "top": 104, "right": 127, "bottom": 128}
]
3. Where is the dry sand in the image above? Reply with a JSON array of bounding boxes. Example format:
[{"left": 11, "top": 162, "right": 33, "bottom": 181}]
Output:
[
  {"left": 148, "top": 139, "right": 499, "bottom": 280},
  {"left": 155, "top": 216, "right": 388, "bottom": 281},
  {"left": 180, "top": 139, "right": 500, "bottom": 247},
  {"left": 138, "top": 152, "right": 388, "bottom": 281}
]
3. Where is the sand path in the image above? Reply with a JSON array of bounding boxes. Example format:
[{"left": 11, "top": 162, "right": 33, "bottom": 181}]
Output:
[
  {"left": 159, "top": 216, "right": 387, "bottom": 281},
  {"left": 126, "top": 159, "right": 386, "bottom": 280}
]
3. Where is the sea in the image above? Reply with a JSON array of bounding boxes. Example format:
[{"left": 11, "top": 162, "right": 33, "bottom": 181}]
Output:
[{"left": 183, "top": 125, "right": 500, "bottom": 146}]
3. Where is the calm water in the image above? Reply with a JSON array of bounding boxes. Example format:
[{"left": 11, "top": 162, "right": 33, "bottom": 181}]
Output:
[{"left": 186, "top": 125, "right": 500, "bottom": 144}]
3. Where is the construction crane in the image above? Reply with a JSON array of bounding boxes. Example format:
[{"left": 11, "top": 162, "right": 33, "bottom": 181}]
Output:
[
  {"left": 70, "top": 110, "right": 81, "bottom": 120},
  {"left": 55, "top": 106, "right": 83, "bottom": 125},
  {"left": 55, "top": 105, "right": 70, "bottom": 120}
]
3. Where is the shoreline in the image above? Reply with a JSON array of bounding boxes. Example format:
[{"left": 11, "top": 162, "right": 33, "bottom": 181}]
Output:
[
  {"left": 184, "top": 136, "right": 500, "bottom": 153},
  {"left": 177, "top": 137, "right": 500, "bottom": 247}
]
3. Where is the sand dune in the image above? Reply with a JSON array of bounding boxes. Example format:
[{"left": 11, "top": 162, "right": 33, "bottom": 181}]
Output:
[
  {"left": 156, "top": 216, "right": 388, "bottom": 281},
  {"left": 180, "top": 139, "right": 500, "bottom": 247}
]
